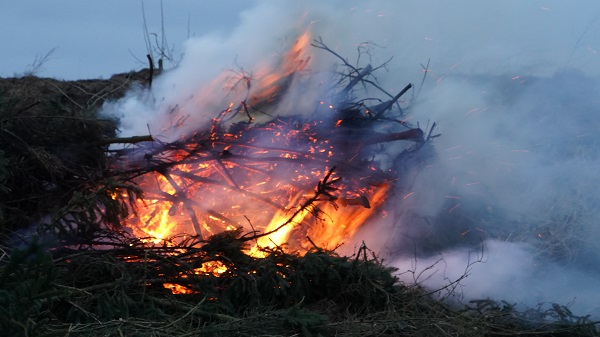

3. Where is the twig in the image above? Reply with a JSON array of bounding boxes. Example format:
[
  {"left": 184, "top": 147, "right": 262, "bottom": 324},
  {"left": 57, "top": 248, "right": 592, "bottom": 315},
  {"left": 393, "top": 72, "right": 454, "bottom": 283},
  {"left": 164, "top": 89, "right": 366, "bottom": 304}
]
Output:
[
  {"left": 44, "top": 80, "right": 84, "bottom": 110},
  {"left": 14, "top": 101, "right": 41, "bottom": 115},
  {"left": 372, "top": 83, "right": 413, "bottom": 118},
  {"left": 339, "top": 64, "right": 373, "bottom": 97},
  {"left": 311, "top": 36, "right": 358, "bottom": 73},
  {"left": 168, "top": 168, "right": 285, "bottom": 210},
  {"left": 147, "top": 54, "right": 154, "bottom": 88},
  {"left": 243, "top": 167, "right": 339, "bottom": 241},
  {"left": 161, "top": 297, "right": 207, "bottom": 328},
  {"left": 312, "top": 37, "right": 398, "bottom": 100},
  {"left": 426, "top": 122, "right": 441, "bottom": 141},
  {"left": 416, "top": 58, "right": 430, "bottom": 101},
  {"left": 305, "top": 236, "right": 319, "bottom": 249},
  {"left": 159, "top": 170, "right": 203, "bottom": 238},
  {"left": 361, "top": 129, "right": 424, "bottom": 145},
  {"left": 96, "top": 135, "right": 154, "bottom": 146}
]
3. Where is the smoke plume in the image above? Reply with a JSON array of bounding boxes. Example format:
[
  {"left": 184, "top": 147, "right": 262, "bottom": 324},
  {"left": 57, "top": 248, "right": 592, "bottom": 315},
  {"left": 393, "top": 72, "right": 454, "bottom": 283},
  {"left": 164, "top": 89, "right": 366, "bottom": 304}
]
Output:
[{"left": 102, "top": 0, "right": 600, "bottom": 317}]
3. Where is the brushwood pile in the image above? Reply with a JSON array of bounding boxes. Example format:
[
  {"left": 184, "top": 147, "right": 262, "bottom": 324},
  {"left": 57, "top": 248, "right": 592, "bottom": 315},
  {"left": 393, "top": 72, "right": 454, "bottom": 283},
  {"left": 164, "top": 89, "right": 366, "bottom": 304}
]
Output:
[{"left": 0, "top": 64, "right": 598, "bottom": 336}]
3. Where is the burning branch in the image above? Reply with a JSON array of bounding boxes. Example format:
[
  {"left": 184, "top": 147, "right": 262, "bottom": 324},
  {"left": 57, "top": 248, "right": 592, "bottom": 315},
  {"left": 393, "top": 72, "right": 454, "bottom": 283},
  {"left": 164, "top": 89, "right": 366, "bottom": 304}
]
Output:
[
  {"left": 158, "top": 169, "right": 203, "bottom": 238},
  {"left": 246, "top": 167, "right": 340, "bottom": 242}
]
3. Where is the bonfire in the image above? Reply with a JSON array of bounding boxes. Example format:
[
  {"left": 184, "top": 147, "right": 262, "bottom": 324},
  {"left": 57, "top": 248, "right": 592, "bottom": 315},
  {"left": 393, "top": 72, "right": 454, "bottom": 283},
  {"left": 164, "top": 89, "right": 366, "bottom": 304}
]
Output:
[
  {"left": 117, "top": 42, "right": 422, "bottom": 243},
  {"left": 99, "top": 35, "right": 433, "bottom": 294},
  {"left": 0, "top": 33, "right": 598, "bottom": 337}
]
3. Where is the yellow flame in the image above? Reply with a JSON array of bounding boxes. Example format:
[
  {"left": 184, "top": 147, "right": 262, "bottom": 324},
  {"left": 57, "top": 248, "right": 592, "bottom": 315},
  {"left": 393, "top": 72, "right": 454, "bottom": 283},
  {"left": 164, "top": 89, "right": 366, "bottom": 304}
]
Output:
[
  {"left": 250, "top": 193, "right": 311, "bottom": 257},
  {"left": 163, "top": 283, "right": 195, "bottom": 295}
]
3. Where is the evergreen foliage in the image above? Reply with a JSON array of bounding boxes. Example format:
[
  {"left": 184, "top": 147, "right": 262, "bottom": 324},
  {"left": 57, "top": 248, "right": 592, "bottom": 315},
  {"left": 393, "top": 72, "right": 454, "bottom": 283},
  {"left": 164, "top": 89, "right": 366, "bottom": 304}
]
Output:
[
  {"left": 1, "top": 233, "right": 598, "bottom": 337},
  {"left": 0, "top": 73, "right": 144, "bottom": 233}
]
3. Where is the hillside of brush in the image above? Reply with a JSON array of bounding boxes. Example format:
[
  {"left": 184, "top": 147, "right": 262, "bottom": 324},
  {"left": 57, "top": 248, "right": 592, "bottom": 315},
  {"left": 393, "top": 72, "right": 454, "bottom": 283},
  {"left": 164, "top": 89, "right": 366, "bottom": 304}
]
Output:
[
  {"left": 0, "top": 72, "right": 598, "bottom": 337},
  {"left": 0, "top": 71, "right": 153, "bottom": 233}
]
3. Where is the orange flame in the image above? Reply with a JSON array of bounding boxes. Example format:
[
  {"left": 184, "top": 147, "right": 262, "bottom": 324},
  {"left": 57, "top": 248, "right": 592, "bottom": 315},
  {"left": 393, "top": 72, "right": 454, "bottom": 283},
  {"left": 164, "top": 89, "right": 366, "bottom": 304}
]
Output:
[{"left": 242, "top": 31, "right": 312, "bottom": 112}]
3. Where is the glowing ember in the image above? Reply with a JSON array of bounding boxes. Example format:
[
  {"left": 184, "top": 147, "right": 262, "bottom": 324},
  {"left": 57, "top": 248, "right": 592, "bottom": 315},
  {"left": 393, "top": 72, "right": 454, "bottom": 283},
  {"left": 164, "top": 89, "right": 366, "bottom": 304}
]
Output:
[
  {"left": 161, "top": 261, "right": 228, "bottom": 294},
  {"left": 163, "top": 283, "right": 195, "bottom": 295}
]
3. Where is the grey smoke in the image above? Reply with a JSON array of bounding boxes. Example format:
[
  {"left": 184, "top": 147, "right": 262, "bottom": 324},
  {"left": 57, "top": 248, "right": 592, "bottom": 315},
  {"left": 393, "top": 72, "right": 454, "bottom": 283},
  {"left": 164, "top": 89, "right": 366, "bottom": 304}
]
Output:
[{"left": 382, "top": 68, "right": 600, "bottom": 317}]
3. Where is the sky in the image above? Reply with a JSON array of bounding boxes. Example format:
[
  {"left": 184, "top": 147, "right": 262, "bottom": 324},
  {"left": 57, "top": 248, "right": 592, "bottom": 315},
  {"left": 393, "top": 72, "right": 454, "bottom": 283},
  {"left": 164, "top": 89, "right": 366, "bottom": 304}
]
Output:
[
  {"left": 3, "top": 1, "right": 600, "bottom": 80},
  {"left": 0, "top": 1, "right": 258, "bottom": 79},
  {"left": 4, "top": 0, "right": 600, "bottom": 318}
]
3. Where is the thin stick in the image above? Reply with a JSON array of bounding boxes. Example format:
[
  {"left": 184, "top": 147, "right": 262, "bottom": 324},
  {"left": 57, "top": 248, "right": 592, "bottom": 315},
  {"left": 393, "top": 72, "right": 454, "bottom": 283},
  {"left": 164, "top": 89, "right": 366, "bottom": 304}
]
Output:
[
  {"left": 373, "top": 83, "right": 413, "bottom": 118},
  {"left": 361, "top": 129, "right": 424, "bottom": 144},
  {"left": 416, "top": 58, "right": 430, "bottom": 101},
  {"left": 97, "top": 135, "right": 154, "bottom": 146},
  {"left": 339, "top": 64, "right": 373, "bottom": 97},
  {"left": 147, "top": 54, "right": 154, "bottom": 88},
  {"left": 160, "top": 171, "right": 203, "bottom": 238},
  {"left": 245, "top": 167, "right": 339, "bottom": 241}
]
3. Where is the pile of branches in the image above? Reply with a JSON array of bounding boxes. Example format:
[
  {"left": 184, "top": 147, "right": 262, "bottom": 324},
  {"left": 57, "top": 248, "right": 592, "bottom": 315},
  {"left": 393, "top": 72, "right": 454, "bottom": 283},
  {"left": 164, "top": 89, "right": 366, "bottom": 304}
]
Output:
[
  {"left": 1, "top": 42, "right": 599, "bottom": 337},
  {"left": 0, "top": 71, "right": 149, "bottom": 233},
  {"left": 100, "top": 39, "right": 436, "bottom": 247}
]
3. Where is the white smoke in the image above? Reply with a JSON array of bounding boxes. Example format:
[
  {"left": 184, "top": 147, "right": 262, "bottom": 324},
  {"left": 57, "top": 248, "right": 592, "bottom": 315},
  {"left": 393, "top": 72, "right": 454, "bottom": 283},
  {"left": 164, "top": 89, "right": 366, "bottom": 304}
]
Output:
[
  {"left": 102, "top": 2, "right": 314, "bottom": 140},
  {"left": 101, "top": 0, "right": 600, "bottom": 317}
]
